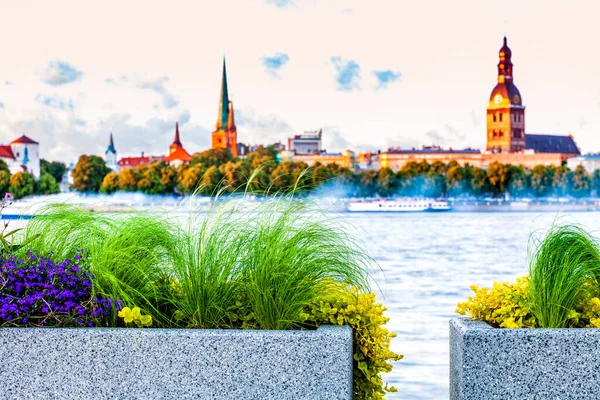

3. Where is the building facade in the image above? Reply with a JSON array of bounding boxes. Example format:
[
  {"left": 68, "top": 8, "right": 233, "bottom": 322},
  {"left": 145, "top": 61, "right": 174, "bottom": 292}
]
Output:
[
  {"left": 379, "top": 147, "right": 482, "bottom": 172},
  {"left": 288, "top": 130, "right": 322, "bottom": 155},
  {"left": 211, "top": 58, "right": 238, "bottom": 157},
  {"left": 0, "top": 135, "right": 41, "bottom": 178}
]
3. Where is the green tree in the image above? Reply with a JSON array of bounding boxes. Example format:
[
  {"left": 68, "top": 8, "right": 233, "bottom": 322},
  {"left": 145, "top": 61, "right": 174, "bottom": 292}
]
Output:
[
  {"left": 36, "top": 172, "right": 60, "bottom": 195},
  {"left": 270, "top": 162, "right": 311, "bottom": 192},
  {"left": 71, "top": 155, "right": 110, "bottom": 192},
  {"left": 9, "top": 172, "right": 35, "bottom": 199},
  {"left": 177, "top": 164, "right": 207, "bottom": 194},
  {"left": 572, "top": 165, "right": 591, "bottom": 198},
  {"left": 593, "top": 169, "right": 600, "bottom": 196},
  {"left": 552, "top": 166, "right": 572, "bottom": 197},
  {"left": 0, "top": 170, "right": 10, "bottom": 196},
  {"left": 312, "top": 163, "right": 332, "bottom": 188},
  {"left": 220, "top": 160, "right": 251, "bottom": 192},
  {"left": 470, "top": 167, "right": 489, "bottom": 196},
  {"left": 100, "top": 172, "right": 120, "bottom": 194},
  {"left": 117, "top": 168, "right": 138, "bottom": 191},
  {"left": 487, "top": 161, "right": 509, "bottom": 196},
  {"left": 41, "top": 160, "right": 67, "bottom": 183},
  {"left": 375, "top": 168, "right": 397, "bottom": 197},
  {"left": 357, "top": 170, "right": 378, "bottom": 197},
  {"left": 507, "top": 165, "right": 530, "bottom": 198},
  {"left": 0, "top": 159, "right": 10, "bottom": 174},
  {"left": 200, "top": 165, "right": 224, "bottom": 194},
  {"left": 446, "top": 164, "right": 465, "bottom": 196},
  {"left": 530, "top": 165, "right": 554, "bottom": 197},
  {"left": 191, "top": 148, "right": 234, "bottom": 168}
]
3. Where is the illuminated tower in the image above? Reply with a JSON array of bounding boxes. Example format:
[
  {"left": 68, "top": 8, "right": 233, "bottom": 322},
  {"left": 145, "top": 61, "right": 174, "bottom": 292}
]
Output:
[
  {"left": 486, "top": 37, "right": 526, "bottom": 153},
  {"left": 211, "top": 58, "right": 238, "bottom": 156}
]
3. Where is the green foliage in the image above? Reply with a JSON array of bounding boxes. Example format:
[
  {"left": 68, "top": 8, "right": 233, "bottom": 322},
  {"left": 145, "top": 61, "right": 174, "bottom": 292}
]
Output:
[
  {"left": 191, "top": 147, "right": 234, "bottom": 168},
  {"left": 41, "top": 160, "right": 66, "bottom": 183},
  {"left": 528, "top": 224, "right": 600, "bottom": 328},
  {"left": 457, "top": 276, "right": 600, "bottom": 330},
  {"left": 36, "top": 172, "right": 60, "bottom": 195},
  {"left": 22, "top": 205, "right": 177, "bottom": 323},
  {"left": 100, "top": 172, "right": 119, "bottom": 194},
  {"left": 0, "top": 170, "right": 10, "bottom": 196},
  {"left": 71, "top": 155, "right": 111, "bottom": 192},
  {"left": 9, "top": 172, "right": 35, "bottom": 199},
  {"left": 306, "top": 283, "right": 403, "bottom": 399},
  {"left": 0, "top": 159, "right": 10, "bottom": 173},
  {"left": 241, "top": 200, "right": 370, "bottom": 330}
]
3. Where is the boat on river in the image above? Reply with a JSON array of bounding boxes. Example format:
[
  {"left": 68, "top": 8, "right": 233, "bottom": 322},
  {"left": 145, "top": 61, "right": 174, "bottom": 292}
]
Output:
[{"left": 347, "top": 199, "right": 451, "bottom": 212}]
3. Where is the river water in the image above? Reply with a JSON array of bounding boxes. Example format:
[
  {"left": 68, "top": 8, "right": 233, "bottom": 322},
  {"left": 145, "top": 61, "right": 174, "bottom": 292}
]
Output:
[{"left": 349, "top": 211, "right": 600, "bottom": 399}]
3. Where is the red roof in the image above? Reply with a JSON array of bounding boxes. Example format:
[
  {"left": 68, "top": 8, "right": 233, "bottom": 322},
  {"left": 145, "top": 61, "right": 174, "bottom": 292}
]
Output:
[
  {"left": 164, "top": 146, "right": 192, "bottom": 162},
  {"left": 118, "top": 156, "right": 150, "bottom": 167},
  {"left": 10, "top": 135, "right": 39, "bottom": 145},
  {"left": 0, "top": 145, "right": 15, "bottom": 159},
  {"left": 118, "top": 155, "right": 165, "bottom": 168}
]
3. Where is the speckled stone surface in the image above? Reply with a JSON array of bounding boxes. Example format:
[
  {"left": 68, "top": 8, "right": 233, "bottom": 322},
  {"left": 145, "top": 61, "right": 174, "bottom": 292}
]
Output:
[
  {"left": 450, "top": 317, "right": 600, "bottom": 399},
  {"left": 0, "top": 325, "right": 352, "bottom": 399}
]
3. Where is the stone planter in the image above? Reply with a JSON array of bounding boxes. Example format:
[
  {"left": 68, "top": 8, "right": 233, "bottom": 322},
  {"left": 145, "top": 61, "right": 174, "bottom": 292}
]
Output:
[
  {"left": 450, "top": 316, "right": 600, "bottom": 399},
  {"left": 0, "top": 325, "right": 352, "bottom": 399}
]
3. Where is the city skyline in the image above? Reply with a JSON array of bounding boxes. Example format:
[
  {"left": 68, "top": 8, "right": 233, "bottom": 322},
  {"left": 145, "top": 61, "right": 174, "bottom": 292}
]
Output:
[{"left": 1, "top": 0, "right": 600, "bottom": 163}]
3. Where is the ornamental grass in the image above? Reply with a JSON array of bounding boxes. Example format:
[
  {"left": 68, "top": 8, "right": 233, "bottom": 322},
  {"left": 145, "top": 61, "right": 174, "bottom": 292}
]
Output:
[
  {"left": 1, "top": 192, "right": 400, "bottom": 398},
  {"left": 458, "top": 223, "right": 600, "bottom": 329}
]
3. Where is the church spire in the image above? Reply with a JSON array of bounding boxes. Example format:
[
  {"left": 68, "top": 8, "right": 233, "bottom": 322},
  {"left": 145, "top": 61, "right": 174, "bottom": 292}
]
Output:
[
  {"left": 498, "top": 36, "right": 513, "bottom": 83},
  {"left": 173, "top": 122, "right": 182, "bottom": 147},
  {"left": 227, "top": 101, "right": 236, "bottom": 131},
  {"left": 216, "top": 57, "right": 230, "bottom": 131},
  {"left": 106, "top": 132, "right": 116, "bottom": 154}
]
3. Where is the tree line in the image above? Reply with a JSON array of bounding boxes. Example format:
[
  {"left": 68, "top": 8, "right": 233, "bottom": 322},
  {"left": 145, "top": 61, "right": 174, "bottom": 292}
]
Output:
[
  {"left": 69, "top": 146, "right": 598, "bottom": 198},
  {"left": 0, "top": 159, "right": 65, "bottom": 200}
]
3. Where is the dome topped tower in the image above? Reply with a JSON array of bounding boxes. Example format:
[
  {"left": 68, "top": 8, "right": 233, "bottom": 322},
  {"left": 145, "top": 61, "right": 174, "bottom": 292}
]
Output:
[{"left": 486, "top": 36, "right": 526, "bottom": 153}]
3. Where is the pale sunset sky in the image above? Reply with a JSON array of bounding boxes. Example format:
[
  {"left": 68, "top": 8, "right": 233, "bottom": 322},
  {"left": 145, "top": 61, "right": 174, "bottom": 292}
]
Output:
[{"left": 0, "top": 0, "right": 599, "bottom": 163}]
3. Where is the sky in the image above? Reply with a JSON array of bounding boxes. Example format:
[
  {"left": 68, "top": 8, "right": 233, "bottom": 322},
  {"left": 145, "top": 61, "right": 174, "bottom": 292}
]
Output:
[{"left": 0, "top": 0, "right": 600, "bottom": 164}]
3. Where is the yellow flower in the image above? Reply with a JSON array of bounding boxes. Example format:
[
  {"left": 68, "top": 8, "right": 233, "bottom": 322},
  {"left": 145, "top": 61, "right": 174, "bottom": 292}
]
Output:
[
  {"left": 140, "top": 314, "right": 152, "bottom": 327},
  {"left": 118, "top": 307, "right": 134, "bottom": 323}
]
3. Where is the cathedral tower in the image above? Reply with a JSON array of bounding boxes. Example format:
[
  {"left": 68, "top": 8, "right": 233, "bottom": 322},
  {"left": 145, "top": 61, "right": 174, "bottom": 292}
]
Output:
[
  {"left": 105, "top": 132, "right": 118, "bottom": 171},
  {"left": 486, "top": 37, "right": 526, "bottom": 153},
  {"left": 211, "top": 58, "right": 238, "bottom": 156}
]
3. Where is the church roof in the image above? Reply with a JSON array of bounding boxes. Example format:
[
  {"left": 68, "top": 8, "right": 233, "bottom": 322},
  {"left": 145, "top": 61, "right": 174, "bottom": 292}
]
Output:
[
  {"left": 489, "top": 82, "right": 522, "bottom": 105},
  {"left": 526, "top": 134, "right": 580, "bottom": 155},
  {"left": 164, "top": 146, "right": 192, "bottom": 162},
  {"left": 0, "top": 145, "right": 15, "bottom": 159},
  {"left": 10, "top": 135, "right": 39, "bottom": 145}
]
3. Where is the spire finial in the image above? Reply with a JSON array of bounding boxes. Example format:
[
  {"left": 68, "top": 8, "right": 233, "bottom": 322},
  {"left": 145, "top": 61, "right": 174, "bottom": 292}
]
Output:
[{"left": 173, "top": 121, "right": 182, "bottom": 146}]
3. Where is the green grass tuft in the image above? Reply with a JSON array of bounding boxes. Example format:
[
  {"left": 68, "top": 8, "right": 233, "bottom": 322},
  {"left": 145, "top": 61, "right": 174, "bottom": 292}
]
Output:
[{"left": 528, "top": 224, "right": 600, "bottom": 328}]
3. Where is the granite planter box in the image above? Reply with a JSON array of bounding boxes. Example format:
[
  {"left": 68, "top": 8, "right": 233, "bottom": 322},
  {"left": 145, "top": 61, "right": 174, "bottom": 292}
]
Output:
[
  {"left": 450, "top": 316, "right": 600, "bottom": 399},
  {"left": 0, "top": 324, "right": 352, "bottom": 400}
]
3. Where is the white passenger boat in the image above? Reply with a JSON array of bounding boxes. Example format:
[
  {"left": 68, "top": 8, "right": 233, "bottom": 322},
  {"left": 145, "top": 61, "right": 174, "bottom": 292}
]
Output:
[{"left": 347, "top": 199, "right": 451, "bottom": 212}]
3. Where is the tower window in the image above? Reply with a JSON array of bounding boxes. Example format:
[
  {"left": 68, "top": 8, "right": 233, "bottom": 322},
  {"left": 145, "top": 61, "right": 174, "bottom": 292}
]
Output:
[
  {"left": 499, "top": 130, "right": 504, "bottom": 137},
  {"left": 499, "top": 113, "right": 503, "bottom": 122},
  {"left": 493, "top": 114, "right": 497, "bottom": 122}
]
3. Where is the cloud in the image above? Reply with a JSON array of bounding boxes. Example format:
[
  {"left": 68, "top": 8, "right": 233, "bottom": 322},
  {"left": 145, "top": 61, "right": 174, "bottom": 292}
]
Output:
[
  {"left": 444, "top": 123, "right": 466, "bottom": 141},
  {"left": 322, "top": 127, "right": 351, "bottom": 152},
  {"left": 425, "top": 130, "right": 444, "bottom": 145},
  {"left": 136, "top": 76, "right": 178, "bottom": 109},
  {"left": 372, "top": 70, "right": 401, "bottom": 89},
  {"left": 470, "top": 109, "right": 481, "bottom": 127},
  {"left": 4, "top": 81, "right": 13, "bottom": 86},
  {"left": 330, "top": 56, "right": 360, "bottom": 92},
  {"left": 236, "top": 107, "right": 295, "bottom": 145},
  {"left": 105, "top": 75, "right": 129, "bottom": 85},
  {"left": 35, "top": 94, "right": 74, "bottom": 111},
  {"left": 265, "top": 0, "right": 294, "bottom": 8},
  {"left": 261, "top": 53, "right": 290, "bottom": 78},
  {"left": 38, "top": 59, "right": 84, "bottom": 86}
]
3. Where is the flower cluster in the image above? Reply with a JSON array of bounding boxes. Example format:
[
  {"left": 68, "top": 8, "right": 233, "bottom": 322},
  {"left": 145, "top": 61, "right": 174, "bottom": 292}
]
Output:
[
  {"left": 118, "top": 306, "right": 152, "bottom": 327},
  {"left": 0, "top": 250, "right": 121, "bottom": 327}
]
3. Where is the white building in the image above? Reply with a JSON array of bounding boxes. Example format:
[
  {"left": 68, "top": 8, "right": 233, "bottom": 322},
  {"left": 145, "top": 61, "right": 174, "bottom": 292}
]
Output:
[
  {"left": 287, "top": 129, "right": 322, "bottom": 155},
  {"left": 0, "top": 135, "right": 41, "bottom": 178},
  {"left": 105, "top": 132, "right": 118, "bottom": 171},
  {"left": 566, "top": 154, "right": 600, "bottom": 174}
]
